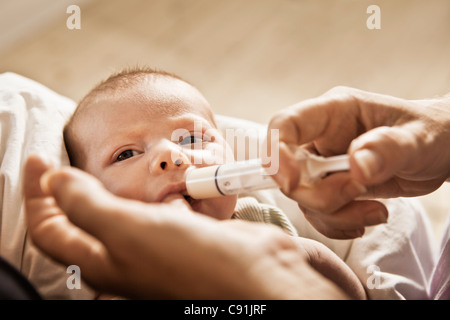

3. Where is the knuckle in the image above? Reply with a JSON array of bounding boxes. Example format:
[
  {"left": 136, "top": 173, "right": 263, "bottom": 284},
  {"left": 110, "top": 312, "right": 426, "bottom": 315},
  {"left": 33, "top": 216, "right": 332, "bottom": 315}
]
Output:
[
  {"left": 268, "top": 108, "right": 296, "bottom": 129},
  {"left": 302, "top": 195, "right": 336, "bottom": 214},
  {"left": 322, "top": 86, "right": 360, "bottom": 107},
  {"left": 323, "top": 85, "right": 354, "bottom": 97}
]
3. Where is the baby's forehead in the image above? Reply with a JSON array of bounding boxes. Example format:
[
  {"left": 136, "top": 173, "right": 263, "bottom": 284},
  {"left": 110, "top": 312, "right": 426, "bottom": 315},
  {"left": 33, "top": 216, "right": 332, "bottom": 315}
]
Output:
[{"left": 79, "top": 78, "right": 216, "bottom": 126}]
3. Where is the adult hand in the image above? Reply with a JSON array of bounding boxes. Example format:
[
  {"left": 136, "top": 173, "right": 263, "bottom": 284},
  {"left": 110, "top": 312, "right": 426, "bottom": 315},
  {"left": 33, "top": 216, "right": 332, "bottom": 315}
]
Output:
[
  {"left": 23, "top": 154, "right": 348, "bottom": 299},
  {"left": 268, "top": 87, "right": 450, "bottom": 239}
]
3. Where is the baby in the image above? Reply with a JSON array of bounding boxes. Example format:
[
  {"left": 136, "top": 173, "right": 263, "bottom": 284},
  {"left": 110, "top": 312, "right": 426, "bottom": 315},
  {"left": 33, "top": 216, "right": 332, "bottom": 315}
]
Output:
[
  {"left": 63, "top": 67, "right": 366, "bottom": 299},
  {"left": 64, "top": 69, "right": 238, "bottom": 221}
]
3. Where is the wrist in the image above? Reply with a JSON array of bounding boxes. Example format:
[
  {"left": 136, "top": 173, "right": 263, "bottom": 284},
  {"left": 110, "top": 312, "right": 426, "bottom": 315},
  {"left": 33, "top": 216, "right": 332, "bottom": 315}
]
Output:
[{"left": 425, "top": 95, "right": 450, "bottom": 182}]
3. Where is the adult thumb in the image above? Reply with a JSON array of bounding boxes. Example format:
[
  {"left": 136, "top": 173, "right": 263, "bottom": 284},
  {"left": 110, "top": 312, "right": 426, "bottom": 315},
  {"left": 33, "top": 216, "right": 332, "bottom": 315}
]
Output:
[
  {"left": 40, "top": 166, "right": 124, "bottom": 241},
  {"left": 348, "top": 126, "right": 420, "bottom": 185}
]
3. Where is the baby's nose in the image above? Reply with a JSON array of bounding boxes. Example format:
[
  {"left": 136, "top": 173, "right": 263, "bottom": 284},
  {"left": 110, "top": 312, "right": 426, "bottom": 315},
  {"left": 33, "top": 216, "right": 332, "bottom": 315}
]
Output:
[
  {"left": 150, "top": 146, "right": 191, "bottom": 174},
  {"left": 159, "top": 157, "right": 187, "bottom": 170}
]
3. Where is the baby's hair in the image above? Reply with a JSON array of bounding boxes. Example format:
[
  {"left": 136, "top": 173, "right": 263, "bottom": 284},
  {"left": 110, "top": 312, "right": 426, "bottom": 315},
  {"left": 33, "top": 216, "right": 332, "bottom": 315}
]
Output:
[
  {"left": 63, "top": 66, "right": 208, "bottom": 167},
  {"left": 77, "top": 66, "right": 188, "bottom": 108}
]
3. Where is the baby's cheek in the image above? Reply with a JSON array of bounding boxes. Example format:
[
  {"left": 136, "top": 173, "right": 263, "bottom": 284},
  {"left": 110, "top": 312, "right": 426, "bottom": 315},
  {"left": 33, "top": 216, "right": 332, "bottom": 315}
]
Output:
[
  {"left": 103, "top": 178, "right": 150, "bottom": 202},
  {"left": 203, "top": 195, "right": 237, "bottom": 220}
]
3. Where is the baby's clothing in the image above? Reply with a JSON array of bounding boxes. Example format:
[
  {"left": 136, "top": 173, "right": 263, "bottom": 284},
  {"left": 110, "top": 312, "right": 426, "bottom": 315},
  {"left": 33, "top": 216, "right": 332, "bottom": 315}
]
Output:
[
  {"left": 232, "top": 196, "right": 298, "bottom": 237},
  {"left": 429, "top": 216, "right": 450, "bottom": 299}
]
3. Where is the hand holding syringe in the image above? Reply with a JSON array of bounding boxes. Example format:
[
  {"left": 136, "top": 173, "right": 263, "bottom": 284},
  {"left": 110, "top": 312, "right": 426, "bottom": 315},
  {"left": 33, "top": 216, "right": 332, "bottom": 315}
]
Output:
[{"left": 186, "top": 148, "right": 350, "bottom": 199}]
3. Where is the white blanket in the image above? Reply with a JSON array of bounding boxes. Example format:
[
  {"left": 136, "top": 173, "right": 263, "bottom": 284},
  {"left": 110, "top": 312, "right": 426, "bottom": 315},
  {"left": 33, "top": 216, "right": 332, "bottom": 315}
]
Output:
[
  {"left": 0, "top": 72, "right": 95, "bottom": 299},
  {"left": 0, "top": 72, "right": 438, "bottom": 299}
]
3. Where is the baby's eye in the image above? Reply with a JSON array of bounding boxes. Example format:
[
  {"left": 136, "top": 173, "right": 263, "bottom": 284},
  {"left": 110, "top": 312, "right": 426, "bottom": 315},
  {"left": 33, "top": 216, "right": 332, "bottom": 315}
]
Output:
[
  {"left": 179, "top": 135, "right": 204, "bottom": 146},
  {"left": 116, "top": 149, "right": 140, "bottom": 162}
]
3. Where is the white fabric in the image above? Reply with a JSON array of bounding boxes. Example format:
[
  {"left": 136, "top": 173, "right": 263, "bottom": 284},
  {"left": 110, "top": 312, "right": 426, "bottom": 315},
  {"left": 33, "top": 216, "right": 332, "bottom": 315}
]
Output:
[
  {"left": 244, "top": 189, "right": 437, "bottom": 299},
  {"left": 345, "top": 198, "right": 437, "bottom": 299},
  {"left": 429, "top": 215, "right": 450, "bottom": 299},
  {"left": 0, "top": 72, "right": 96, "bottom": 299},
  {"left": 0, "top": 72, "right": 438, "bottom": 300}
]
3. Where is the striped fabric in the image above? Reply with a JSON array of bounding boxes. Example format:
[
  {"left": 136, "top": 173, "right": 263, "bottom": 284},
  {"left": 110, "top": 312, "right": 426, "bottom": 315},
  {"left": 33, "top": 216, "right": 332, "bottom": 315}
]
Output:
[{"left": 232, "top": 196, "right": 298, "bottom": 237}]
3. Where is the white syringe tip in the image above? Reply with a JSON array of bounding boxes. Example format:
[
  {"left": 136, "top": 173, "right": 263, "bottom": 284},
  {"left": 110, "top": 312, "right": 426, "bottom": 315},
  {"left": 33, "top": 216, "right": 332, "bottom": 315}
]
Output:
[{"left": 185, "top": 165, "right": 222, "bottom": 199}]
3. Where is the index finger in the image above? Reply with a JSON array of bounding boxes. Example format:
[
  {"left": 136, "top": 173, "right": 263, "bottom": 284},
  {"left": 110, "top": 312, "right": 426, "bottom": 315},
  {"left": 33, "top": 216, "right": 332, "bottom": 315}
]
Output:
[
  {"left": 268, "top": 87, "right": 370, "bottom": 157},
  {"left": 268, "top": 97, "right": 333, "bottom": 146}
]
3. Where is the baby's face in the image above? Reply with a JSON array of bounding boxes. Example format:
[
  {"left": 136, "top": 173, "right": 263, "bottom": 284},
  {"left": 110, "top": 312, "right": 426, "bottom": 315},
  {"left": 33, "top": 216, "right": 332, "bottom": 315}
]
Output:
[{"left": 73, "top": 76, "right": 237, "bottom": 220}]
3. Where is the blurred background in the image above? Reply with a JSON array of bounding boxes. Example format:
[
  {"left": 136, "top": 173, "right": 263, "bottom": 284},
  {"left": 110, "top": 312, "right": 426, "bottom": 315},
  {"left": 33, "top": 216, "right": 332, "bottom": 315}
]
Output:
[{"left": 1, "top": 0, "right": 449, "bottom": 242}]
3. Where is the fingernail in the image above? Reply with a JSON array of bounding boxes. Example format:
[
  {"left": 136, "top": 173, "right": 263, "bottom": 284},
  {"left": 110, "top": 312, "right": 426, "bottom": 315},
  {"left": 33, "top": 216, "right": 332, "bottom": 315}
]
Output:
[
  {"left": 353, "top": 149, "right": 383, "bottom": 180},
  {"left": 344, "top": 228, "right": 365, "bottom": 238},
  {"left": 34, "top": 152, "right": 56, "bottom": 168},
  {"left": 364, "top": 209, "right": 388, "bottom": 226},
  {"left": 39, "top": 170, "right": 54, "bottom": 195},
  {"left": 357, "top": 228, "right": 365, "bottom": 237}
]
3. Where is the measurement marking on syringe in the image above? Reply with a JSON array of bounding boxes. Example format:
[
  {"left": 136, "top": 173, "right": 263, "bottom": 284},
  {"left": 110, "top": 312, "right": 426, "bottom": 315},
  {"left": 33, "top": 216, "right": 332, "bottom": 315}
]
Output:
[{"left": 214, "top": 165, "right": 225, "bottom": 196}]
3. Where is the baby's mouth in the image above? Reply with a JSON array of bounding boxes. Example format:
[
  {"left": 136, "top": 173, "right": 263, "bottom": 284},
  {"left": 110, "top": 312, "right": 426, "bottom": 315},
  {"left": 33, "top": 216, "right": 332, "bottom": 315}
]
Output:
[
  {"left": 183, "top": 194, "right": 194, "bottom": 205},
  {"left": 179, "top": 189, "right": 204, "bottom": 214},
  {"left": 181, "top": 190, "right": 196, "bottom": 206}
]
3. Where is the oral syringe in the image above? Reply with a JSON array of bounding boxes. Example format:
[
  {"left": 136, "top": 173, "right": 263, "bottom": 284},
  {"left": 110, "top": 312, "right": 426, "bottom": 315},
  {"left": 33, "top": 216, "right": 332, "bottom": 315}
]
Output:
[{"left": 185, "top": 149, "right": 350, "bottom": 199}]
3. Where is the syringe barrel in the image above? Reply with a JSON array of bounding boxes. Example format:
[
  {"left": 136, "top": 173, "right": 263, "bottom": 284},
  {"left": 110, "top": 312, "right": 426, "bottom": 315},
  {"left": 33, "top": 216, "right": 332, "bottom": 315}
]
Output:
[
  {"left": 185, "top": 152, "right": 350, "bottom": 199},
  {"left": 186, "top": 160, "right": 278, "bottom": 199}
]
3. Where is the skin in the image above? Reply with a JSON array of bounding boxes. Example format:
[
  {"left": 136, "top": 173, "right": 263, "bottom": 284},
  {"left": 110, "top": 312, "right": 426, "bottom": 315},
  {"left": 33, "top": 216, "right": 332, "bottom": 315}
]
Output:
[
  {"left": 267, "top": 86, "right": 450, "bottom": 239},
  {"left": 23, "top": 154, "right": 350, "bottom": 300},
  {"left": 22, "top": 84, "right": 450, "bottom": 299},
  {"left": 22, "top": 77, "right": 367, "bottom": 299},
  {"left": 68, "top": 75, "right": 238, "bottom": 220}
]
